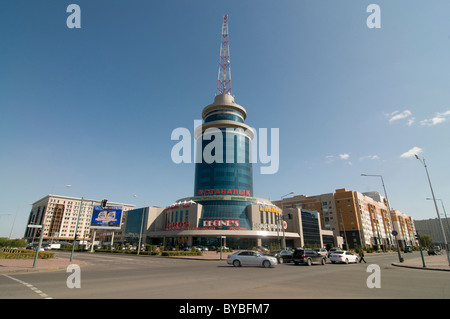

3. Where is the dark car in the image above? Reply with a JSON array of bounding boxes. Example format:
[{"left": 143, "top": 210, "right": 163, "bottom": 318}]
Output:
[
  {"left": 292, "top": 248, "right": 326, "bottom": 266},
  {"left": 428, "top": 248, "right": 441, "bottom": 255},
  {"left": 267, "top": 250, "right": 293, "bottom": 264},
  {"left": 404, "top": 246, "right": 413, "bottom": 253},
  {"left": 256, "top": 246, "right": 269, "bottom": 253}
]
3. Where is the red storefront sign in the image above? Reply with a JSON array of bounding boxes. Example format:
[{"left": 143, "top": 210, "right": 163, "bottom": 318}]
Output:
[
  {"left": 167, "top": 222, "right": 190, "bottom": 229},
  {"left": 197, "top": 189, "right": 250, "bottom": 196},
  {"left": 202, "top": 220, "right": 240, "bottom": 227}
]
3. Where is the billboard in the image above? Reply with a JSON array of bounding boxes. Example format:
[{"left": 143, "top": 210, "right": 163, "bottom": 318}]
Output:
[{"left": 90, "top": 206, "right": 123, "bottom": 229}]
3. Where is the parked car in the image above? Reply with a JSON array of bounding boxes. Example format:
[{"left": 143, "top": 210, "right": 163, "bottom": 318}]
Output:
[
  {"left": 404, "top": 246, "right": 413, "bottom": 253},
  {"left": 327, "top": 248, "right": 341, "bottom": 258},
  {"left": 329, "top": 251, "right": 359, "bottom": 264},
  {"left": 314, "top": 248, "right": 328, "bottom": 258},
  {"left": 428, "top": 248, "right": 441, "bottom": 255},
  {"left": 267, "top": 250, "right": 293, "bottom": 264},
  {"left": 227, "top": 250, "right": 277, "bottom": 268},
  {"left": 292, "top": 248, "right": 326, "bottom": 266},
  {"left": 256, "top": 246, "right": 269, "bottom": 253}
]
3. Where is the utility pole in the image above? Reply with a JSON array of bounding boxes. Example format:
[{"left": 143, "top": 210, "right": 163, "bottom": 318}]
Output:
[
  {"left": 70, "top": 197, "right": 84, "bottom": 262},
  {"left": 32, "top": 225, "right": 44, "bottom": 268},
  {"left": 361, "top": 174, "right": 403, "bottom": 262},
  {"left": 415, "top": 155, "right": 450, "bottom": 266}
]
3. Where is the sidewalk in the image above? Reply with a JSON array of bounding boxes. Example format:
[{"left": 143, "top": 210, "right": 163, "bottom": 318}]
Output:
[
  {"left": 0, "top": 258, "right": 83, "bottom": 274},
  {"left": 392, "top": 253, "right": 450, "bottom": 271}
]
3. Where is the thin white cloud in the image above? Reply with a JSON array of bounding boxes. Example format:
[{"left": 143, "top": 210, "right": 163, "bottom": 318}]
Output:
[
  {"left": 407, "top": 117, "right": 416, "bottom": 126},
  {"left": 388, "top": 110, "right": 412, "bottom": 123},
  {"left": 325, "top": 153, "right": 351, "bottom": 164},
  {"left": 400, "top": 146, "right": 423, "bottom": 158},
  {"left": 360, "top": 155, "right": 380, "bottom": 161},
  {"left": 420, "top": 110, "right": 450, "bottom": 126}
]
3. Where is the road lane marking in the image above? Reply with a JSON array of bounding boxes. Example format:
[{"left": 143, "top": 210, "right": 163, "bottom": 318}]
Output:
[{"left": 3, "top": 275, "right": 53, "bottom": 299}]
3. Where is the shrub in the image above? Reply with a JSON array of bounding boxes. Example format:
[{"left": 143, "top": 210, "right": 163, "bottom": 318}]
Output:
[
  {"left": 0, "top": 249, "right": 54, "bottom": 259},
  {"left": 161, "top": 251, "right": 203, "bottom": 257}
]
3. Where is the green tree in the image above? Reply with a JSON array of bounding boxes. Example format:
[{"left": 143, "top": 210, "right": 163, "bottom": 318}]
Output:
[
  {"left": 0, "top": 238, "right": 8, "bottom": 247},
  {"left": 419, "top": 234, "right": 433, "bottom": 249},
  {"left": 0, "top": 238, "right": 27, "bottom": 248},
  {"left": 10, "top": 239, "right": 27, "bottom": 248}
]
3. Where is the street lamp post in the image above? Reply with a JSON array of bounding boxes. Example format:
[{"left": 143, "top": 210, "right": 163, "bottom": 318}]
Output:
[
  {"left": 278, "top": 192, "right": 294, "bottom": 249},
  {"left": 8, "top": 203, "right": 32, "bottom": 239},
  {"left": 361, "top": 174, "right": 403, "bottom": 263},
  {"left": 70, "top": 197, "right": 84, "bottom": 262},
  {"left": 133, "top": 195, "right": 147, "bottom": 255},
  {"left": 415, "top": 155, "right": 450, "bottom": 266},
  {"left": 426, "top": 198, "right": 450, "bottom": 238}
]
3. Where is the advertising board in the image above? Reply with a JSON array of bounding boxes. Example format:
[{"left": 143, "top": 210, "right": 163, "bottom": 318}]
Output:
[{"left": 90, "top": 206, "right": 123, "bottom": 229}]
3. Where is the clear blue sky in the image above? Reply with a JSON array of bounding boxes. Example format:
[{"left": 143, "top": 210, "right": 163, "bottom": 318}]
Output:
[{"left": 1, "top": 0, "right": 450, "bottom": 238}]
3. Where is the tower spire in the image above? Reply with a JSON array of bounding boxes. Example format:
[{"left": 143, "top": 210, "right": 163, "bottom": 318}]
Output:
[{"left": 217, "top": 14, "right": 232, "bottom": 96}]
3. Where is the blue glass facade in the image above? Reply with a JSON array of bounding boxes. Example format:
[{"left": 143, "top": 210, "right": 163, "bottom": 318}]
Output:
[
  {"left": 204, "top": 109, "right": 244, "bottom": 123},
  {"left": 301, "top": 210, "right": 322, "bottom": 246},
  {"left": 125, "top": 208, "right": 146, "bottom": 234},
  {"left": 193, "top": 94, "right": 254, "bottom": 230},
  {"left": 194, "top": 130, "right": 253, "bottom": 196},
  {"left": 197, "top": 200, "right": 252, "bottom": 230}
]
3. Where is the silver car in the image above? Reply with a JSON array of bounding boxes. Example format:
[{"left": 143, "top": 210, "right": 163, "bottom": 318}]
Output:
[{"left": 227, "top": 250, "right": 277, "bottom": 268}]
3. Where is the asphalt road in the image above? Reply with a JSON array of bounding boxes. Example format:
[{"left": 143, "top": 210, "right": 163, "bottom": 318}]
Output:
[{"left": 1, "top": 251, "right": 449, "bottom": 300}]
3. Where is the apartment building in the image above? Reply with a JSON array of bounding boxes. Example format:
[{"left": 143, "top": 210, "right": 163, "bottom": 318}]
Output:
[
  {"left": 24, "top": 195, "right": 134, "bottom": 245},
  {"left": 392, "top": 210, "right": 417, "bottom": 247},
  {"left": 274, "top": 188, "right": 416, "bottom": 249},
  {"left": 415, "top": 217, "right": 450, "bottom": 246}
]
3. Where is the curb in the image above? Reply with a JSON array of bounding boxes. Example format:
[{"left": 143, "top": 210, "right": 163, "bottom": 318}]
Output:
[
  {"left": 0, "top": 261, "right": 85, "bottom": 275},
  {"left": 391, "top": 263, "right": 450, "bottom": 272}
]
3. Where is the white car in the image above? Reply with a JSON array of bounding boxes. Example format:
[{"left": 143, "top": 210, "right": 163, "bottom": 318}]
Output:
[
  {"left": 329, "top": 251, "right": 359, "bottom": 264},
  {"left": 227, "top": 250, "right": 278, "bottom": 268},
  {"left": 314, "top": 248, "right": 328, "bottom": 258}
]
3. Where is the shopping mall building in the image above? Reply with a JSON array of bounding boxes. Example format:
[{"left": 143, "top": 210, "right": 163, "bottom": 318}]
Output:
[{"left": 124, "top": 93, "right": 334, "bottom": 250}]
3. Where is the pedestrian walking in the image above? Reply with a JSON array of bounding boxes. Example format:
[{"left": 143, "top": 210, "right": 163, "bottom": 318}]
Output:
[{"left": 358, "top": 249, "right": 367, "bottom": 263}]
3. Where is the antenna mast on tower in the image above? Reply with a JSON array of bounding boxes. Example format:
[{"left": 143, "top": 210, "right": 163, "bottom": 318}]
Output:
[{"left": 217, "top": 14, "right": 232, "bottom": 96}]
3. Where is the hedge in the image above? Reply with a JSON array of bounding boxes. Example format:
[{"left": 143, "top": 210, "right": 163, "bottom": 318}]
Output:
[
  {"left": 93, "top": 249, "right": 203, "bottom": 257},
  {"left": 160, "top": 251, "right": 203, "bottom": 257},
  {"left": 0, "top": 249, "right": 55, "bottom": 259}
]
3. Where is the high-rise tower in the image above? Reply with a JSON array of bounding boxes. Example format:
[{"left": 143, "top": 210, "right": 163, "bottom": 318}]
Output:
[
  {"left": 193, "top": 15, "right": 254, "bottom": 230},
  {"left": 143, "top": 15, "right": 304, "bottom": 250}
]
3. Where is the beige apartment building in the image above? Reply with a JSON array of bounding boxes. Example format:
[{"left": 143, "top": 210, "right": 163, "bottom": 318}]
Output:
[
  {"left": 274, "top": 188, "right": 417, "bottom": 249},
  {"left": 392, "top": 209, "right": 417, "bottom": 247},
  {"left": 24, "top": 195, "right": 134, "bottom": 245}
]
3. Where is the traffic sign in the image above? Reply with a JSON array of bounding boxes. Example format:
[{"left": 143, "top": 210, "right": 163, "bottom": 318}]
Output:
[
  {"left": 27, "top": 225, "right": 42, "bottom": 229},
  {"left": 392, "top": 230, "right": 398, "bottom": 236}
]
